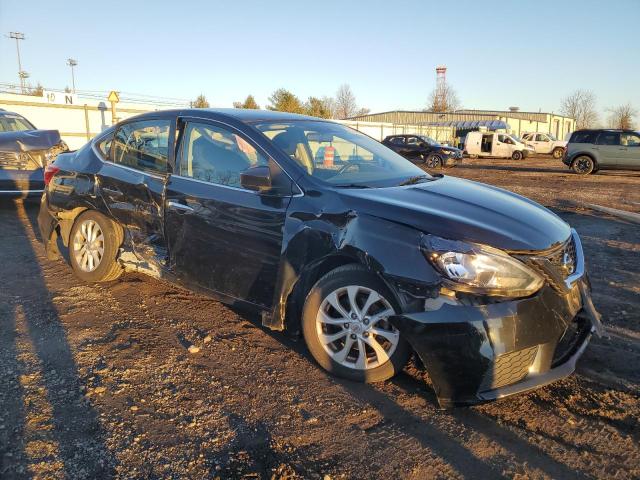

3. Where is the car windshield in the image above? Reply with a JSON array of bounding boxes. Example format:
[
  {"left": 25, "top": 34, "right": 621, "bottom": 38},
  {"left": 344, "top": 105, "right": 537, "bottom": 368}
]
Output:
[
  {"left": 418, "top": 135, "right": 439, "bottom": 146},
  {"left": 547, "top": 133, "right": 557, "bottom": 141},
  {"left": 255, "top": 120, "right": 431, "bottom": 188},
  {"left": 0, "top": 114, "right": 35, "bottom": 132}
]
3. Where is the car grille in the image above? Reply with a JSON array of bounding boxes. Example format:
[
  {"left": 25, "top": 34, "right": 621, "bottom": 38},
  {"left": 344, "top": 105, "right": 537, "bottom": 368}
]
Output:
[
  {"left": 479, "top": 345, "right": 538, "bottom": 391},
  {"left": 0, "top": 151, "right": 43, "bottom": 170},
  {"left": 521, "top": 236, "right": 578, "bottom": 293}
]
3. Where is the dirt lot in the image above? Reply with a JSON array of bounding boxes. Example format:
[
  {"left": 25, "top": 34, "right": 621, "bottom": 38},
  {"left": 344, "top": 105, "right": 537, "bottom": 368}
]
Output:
[{"left": 0, "top": 156, "right": 638, "bottom": 479}]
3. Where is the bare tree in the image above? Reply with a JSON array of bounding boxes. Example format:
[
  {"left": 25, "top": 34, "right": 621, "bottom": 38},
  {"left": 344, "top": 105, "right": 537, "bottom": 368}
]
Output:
[
  {"left": 559, "top": 90, "right": 598, "bottom": 129},
  {"left": 321, "top": 96, "right": 337, "bottom": 118},
  {"left": 607, "top": 103, "right": 637, "bottom": 129},
  {"left": 334, "top": 84, "right": 358, "bottom": 119},
  {"left": 192, "top": 94, "right": 210, "bottom": 108},
  {"left": 426, "top": 83, "right": 460, "bottom": 112}
]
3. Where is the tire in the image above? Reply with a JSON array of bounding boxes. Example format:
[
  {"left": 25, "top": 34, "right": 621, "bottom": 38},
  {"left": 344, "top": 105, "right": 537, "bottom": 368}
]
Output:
[
  {"left": 302, "top": 265, "right": 411, "bottom": 383},
  {"left": 69, "top": 210, "right": 123, "bottom": 282},
  {"left": 571, "top": 155, "right": 595, "bottom": 175},
  {"left": 512, "top": 151, "right": 523, "bottom": 160},
  {"left": 425, "top": 154, "right": 442, "bottom": 169},
  {"left": 552, "top": 147, "right": 564, "bottom": 159}
]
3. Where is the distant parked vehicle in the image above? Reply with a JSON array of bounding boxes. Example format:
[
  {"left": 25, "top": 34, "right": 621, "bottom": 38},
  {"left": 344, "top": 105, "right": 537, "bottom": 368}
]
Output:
[
  {"left": 382, "top": 134, "right": 462, "bottom": 168},
  {"left": 522, "top": 132, "right": 567, "bottom": 159},
  {"left": 464, "top": 131, "right": 534, "bottom": 160},
  {"left": 563, "top": 129, "right": 640, "bottom": 174},
  {"left": 0, "top": 109, "right": 68, "bottom": 197}
]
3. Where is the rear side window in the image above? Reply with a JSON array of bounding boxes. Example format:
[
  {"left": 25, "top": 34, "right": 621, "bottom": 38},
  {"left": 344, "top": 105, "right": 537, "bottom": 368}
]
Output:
[
  {"left": 389, "top": 137, "right": 405, "bottom": 145},
  {"left": 406, "top": 137, "right": 419, "bottom": 145},
  {"left": 112, "top": 120, "right": 170, "bottom": 174},
  {"left": 596, "top": 132, "right": 620, "bottom": 146},
  {"left": 570, "top": 131, "right": 598, "bottom": 144}
]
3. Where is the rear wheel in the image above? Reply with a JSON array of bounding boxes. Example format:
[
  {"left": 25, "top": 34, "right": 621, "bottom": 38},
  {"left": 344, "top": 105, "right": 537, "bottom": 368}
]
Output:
[
  {"left": 552, "top": 147, "right": 564, "bottom": 159},
  {"left": 571, "top": 156, "right": 595, "bottom": 175},
  {"left": 425, "top": 154, "right": 442, "bottom": 169},
  {"left": 512, "top": 151, "right": 523, "bottom": 160},
  {"left": 302, "top": 265, "right": 410, "bottom": 383},
  {"left": 69, "top": 210, "right": 123, "bottom": 282}
]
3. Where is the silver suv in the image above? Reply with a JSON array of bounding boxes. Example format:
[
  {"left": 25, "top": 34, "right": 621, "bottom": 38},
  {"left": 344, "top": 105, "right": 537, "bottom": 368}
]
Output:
[{"left": 564, "top": 129, "right": 640, "bottom": 174}]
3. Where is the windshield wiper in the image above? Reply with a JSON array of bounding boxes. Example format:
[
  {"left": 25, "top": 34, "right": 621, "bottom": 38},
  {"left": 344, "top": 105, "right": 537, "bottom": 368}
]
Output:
[
  {"left": 333, "top": 183, "right": 371, "bottom": 189},
  {"left": 399, "top": 175, "right": 431, "bottom": 186}
]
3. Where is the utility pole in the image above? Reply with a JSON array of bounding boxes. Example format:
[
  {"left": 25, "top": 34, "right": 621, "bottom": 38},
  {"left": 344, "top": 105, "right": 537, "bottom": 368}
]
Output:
[
  {"left": 67, "top": 58, "right": 77, "bottom": 93},
  {"left": 8, "top": 32, "right": 27, "bottom": 93}
]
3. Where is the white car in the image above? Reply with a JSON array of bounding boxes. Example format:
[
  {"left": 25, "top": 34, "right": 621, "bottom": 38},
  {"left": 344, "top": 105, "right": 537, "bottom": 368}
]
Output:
[{"left": 522, "top": 133, "right": 567, "bottom": 159}]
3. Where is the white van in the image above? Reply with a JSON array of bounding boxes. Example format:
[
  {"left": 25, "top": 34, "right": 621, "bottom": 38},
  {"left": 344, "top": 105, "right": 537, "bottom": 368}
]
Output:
[
  {"left": 521, "top": 132, "right": 567, "bottom": 159},
  {"left": 464, "top": 131, "right": 534, "bottom": 160}
]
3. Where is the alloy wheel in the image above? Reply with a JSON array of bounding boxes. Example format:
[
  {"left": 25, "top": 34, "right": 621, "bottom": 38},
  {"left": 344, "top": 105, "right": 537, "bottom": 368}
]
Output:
[
  {"left": 73, "top": 219, "right": 105, "bottom": 272},
  {"left": 574, "top": 157, "right": 593, "bottom": 174},
  {"left": 316, "top": 285, "right": 399, "bottom": 370}
]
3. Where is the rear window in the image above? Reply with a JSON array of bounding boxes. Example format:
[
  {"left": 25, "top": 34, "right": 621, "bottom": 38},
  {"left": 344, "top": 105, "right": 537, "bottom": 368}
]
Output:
[{"left": 569, "top": 131, "right": 598, "bottom": 144}]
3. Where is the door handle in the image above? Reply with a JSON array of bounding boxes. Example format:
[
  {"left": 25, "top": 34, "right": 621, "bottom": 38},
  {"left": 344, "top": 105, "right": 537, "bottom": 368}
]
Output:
[
  {"left": 167, "top": 200, "right": 195, "bottom": 212},
  {"left": 102, "top": 187, "right": 124, "bottom": 197}
]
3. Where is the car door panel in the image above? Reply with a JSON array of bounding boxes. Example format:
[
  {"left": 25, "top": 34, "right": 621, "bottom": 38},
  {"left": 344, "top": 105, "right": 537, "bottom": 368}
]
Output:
[{"left": 165, "top": 177, "right": 289, "bottom": 308}]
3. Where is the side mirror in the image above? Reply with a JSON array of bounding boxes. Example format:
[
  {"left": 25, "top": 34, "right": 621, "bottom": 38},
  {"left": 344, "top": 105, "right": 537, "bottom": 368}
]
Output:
[{"left": 240, "top": 165, "right": 271, "bottom": 192}]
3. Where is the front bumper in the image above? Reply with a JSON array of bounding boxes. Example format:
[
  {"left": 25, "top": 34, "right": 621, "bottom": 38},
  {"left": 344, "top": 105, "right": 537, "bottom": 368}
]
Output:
[
  {"left": 389, "top": 231, "right": 601, "bottom": 408},
  {"left": 0, "top": 168, "right": 45, "bottom": 197}
]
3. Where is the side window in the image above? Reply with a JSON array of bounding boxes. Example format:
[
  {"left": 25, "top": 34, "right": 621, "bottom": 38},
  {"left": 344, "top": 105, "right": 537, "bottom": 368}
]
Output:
[
  {"left": 522, "top": 134, "right": 531, "bottom": 141},
  {"left": 180, "top": 122, "right": 268, "bottom": 188},
  {"left": 112, "top": 120, "right": 170, "bottom": 173},
  {"left": 621, "top": 133, "right": 640, "bottom": 146},
  {"left": 535, "top": 134, "right": 549, "bottom": 142},
  {"left": 406, "top": 136, "right": 419, "bottom": 145},
  {"left": 596, "top": 132, "right": 620, "bottom": 146},
  {"left": 571, "top": 131, "right": 597, "bottom": 144},
  {"left": 95, "top": 134, "right": 113, "bottom": 160},
  {"left": 390, "top": 137, "right": 405, "bottom": 145}
]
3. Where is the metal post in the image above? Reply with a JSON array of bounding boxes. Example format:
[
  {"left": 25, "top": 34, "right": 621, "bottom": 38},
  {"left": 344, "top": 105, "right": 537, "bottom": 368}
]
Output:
[
  {"left": 67, "top": 58, "right": 77, "bottom": 93},
  {"left": 84, "top": 104, "right": 91, "bottom": 141},
  {"left": 9, "top": 32, "right": 26, "bottom": 93}
]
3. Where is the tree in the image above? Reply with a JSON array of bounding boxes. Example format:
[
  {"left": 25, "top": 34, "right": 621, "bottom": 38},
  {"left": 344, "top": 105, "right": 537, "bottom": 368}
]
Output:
[
  {"left": 559, "top": 90, "right": 598, "bottom": 129},
  {"left": 267, "top": 88, "right": 305, "bottom": 113},
  {"left": 192, "top": 94, "right": 210, "bottom": 108},
  {"left": 27, "top": 82, "right": 44, "bottom": 97},
  {"left": 304, "top": 97, "right": 332, "bottom": 118},
  {"left": 355, "top": 107, "right": 370, "bottom": 117},
  {"left": 233, "top": 94, "right": 259, "bottom": 109},
  {"left": 607, "top": 103, "right": 637, "bottom": 129},
  {"left": 334, "top": 84, "right": 358, "bottom": 119},
  {"left": 426, "top": 83, "right": 460, "bottom": 112}
]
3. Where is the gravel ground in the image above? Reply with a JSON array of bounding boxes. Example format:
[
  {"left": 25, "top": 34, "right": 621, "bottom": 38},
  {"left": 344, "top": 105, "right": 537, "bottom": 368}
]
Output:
[{"left": 0, "top": 155, "right": 638, "bottom": 479}]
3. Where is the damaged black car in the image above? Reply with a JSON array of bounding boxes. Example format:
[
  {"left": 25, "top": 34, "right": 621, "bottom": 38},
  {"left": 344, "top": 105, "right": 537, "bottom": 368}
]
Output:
[
  {"left": 0, "top": 109, "right": 68, "bottom": 197},
  {"left": 38, "top": 109, "right": 602, "bottom": 408}
]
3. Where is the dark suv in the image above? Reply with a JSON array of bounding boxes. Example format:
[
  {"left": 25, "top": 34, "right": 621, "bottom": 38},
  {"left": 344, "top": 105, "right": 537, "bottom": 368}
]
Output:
[
  {"left": 382, "top": 134, "right": 462, "bottom": 168},
  {"left": 564, "top": 129, "right": 640, "bottom": 174}
]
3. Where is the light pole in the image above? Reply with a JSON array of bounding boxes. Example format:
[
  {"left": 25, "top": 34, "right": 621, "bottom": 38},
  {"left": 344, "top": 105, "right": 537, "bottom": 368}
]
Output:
[
  {"left": 8, "top": 32, "right": 27, "bottom": 93},
  {"left": 67, "top": 58, "right": 77, "bottom": 93}
]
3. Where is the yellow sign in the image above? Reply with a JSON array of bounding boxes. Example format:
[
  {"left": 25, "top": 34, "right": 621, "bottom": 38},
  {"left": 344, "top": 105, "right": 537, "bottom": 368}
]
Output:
[{"left": 108, "top": 91, "right": 120, "bottom": 103}]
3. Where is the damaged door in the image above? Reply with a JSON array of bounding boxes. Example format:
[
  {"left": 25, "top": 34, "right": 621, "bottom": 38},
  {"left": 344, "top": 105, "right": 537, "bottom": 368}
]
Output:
[
  {"left": 164, "top": 119, "right": 292, "bottom": 308},
  {"left": 98, "top": 117, "right": 173, "bottom": 266}
]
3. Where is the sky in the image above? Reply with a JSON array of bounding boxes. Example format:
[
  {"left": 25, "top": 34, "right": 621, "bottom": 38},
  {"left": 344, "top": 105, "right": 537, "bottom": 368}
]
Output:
[{"left": 1, "top": 0, "right": 639, "bottom": 119}]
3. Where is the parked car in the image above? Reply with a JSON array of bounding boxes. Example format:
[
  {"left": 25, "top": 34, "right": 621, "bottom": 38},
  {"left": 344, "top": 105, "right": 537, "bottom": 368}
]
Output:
[
  {"left": 0, "top": 109, "right": 68, "bottom": 197},
  {"left": 39, "top": 109, "right": 601, "bottom": 408},
  {"left": 464, "top": 131, "right": 535, "bottom": 160},
  {"left": 382, "top": 134, "right": 462, "bottom": 168},
  {"left": 563, "top": 129, "right": 640, "bottom": 174},
  {"left": 521, "top": 132, "right": 567, "bottom": 158}
]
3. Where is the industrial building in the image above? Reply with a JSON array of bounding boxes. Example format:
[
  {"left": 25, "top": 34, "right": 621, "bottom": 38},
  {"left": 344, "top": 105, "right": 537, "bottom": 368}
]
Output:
[{"left": 349, "top": 109, "right": 576, "bottom": 140}]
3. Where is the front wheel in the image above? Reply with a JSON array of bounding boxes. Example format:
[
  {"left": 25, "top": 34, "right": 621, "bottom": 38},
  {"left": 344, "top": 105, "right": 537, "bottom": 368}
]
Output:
[
  {"left": 302, "top": 265, "right": 411, "bottom": 383},
  {"left": 571, "top": 156, "right": 595, "bottom": 175},
  {"left": 512, "top": 150, "right": 523, "bottom": 160},
  {"left": 425, "top": 154, "right": 442, "bottom": 169},
  {"left": 69, "top": 210, "right": 123, "bottom": 282},
  {"left": 552, "top": 147, "right": 564, "bottom": 159}
]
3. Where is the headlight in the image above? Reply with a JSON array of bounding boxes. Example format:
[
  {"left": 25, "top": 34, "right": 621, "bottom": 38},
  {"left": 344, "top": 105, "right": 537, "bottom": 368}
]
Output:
[{"left": 423, "top": 235, "right": 544, "bottom": 297}]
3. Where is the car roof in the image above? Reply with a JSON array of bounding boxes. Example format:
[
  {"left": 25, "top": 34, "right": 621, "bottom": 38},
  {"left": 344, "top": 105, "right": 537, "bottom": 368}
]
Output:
[
  {"left": 125, "top": 108, "right": 326, "bottom": 125},
  {"left": 573, "top": 128, "right": 636, "bottom": 133}
]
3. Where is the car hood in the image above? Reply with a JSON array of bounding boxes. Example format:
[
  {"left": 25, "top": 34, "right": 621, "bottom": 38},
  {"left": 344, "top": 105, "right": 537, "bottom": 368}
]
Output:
[
  {"left": 0, "top": 129, "right": 62, "bottom": 152},
  {"left": 435, "top": 145, "right": 462, "bottom": 153},
  {"left": 338, "top": 176, "right": 570, "bottom": 252}
]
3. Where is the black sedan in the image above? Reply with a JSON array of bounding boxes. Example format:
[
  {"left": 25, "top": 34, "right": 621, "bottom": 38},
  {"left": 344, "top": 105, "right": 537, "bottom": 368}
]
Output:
[
  {"left": 0, "top": 109, "right": 68, "bottom": 197},
  {"left": 382, "top": 134, "right": 463, "bottom": 168},
  {"left": 38, "top": 109, "right": 601, "bottom": 408}
]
